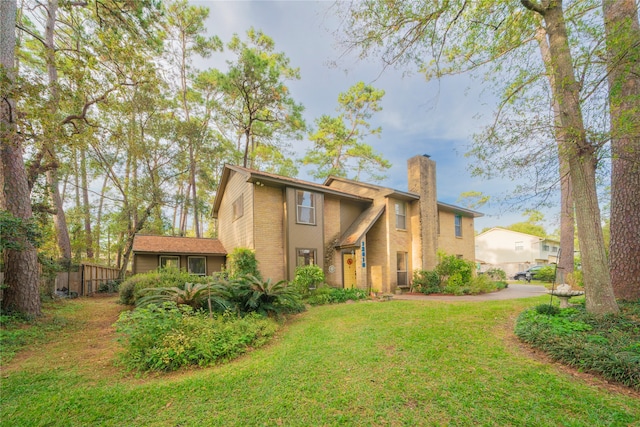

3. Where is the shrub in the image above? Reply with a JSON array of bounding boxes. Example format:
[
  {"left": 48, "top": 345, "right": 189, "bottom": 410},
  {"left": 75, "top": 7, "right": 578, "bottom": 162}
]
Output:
[
  {"left": 119, "top": 268, "right": 210, "bottom": 305},
  {"left": 304, "top": 286, "right": 368, "bottom": 305},
  {"left": 485, "top": 268, "right": 506, "bottom": 281},
  {"left": 114, "top": 302, "right": 278, "bottom": 372},
  {"left": 515, "top": 303, "right": 640, "bottom": 389},
  {"left": 293, "top": 265, "right": 325, "bottom": 296},
  {"left": 435, "top": 252, "right": 474, "bottom": 285},
  {"left": 536, "top": 265, "right": 557, "bottom": 282},
  {"left": 137, "top": 281, "right": 231, "bottom": 312},
  {"left": 535, "top": 304, "right": 560, "bottom": 315},
  {"left": 232, "top": 275, "right": 305, "bottom": 317},
  {"left": 467, "top": 274, "right": 497, "bottom": 294},
  {"left": 227, "top": 248, "right": 261, "bottom": 280},
  {"left": 564, "top": 271, "right": 584, "bottom": 289},
  {"left": 412, "top": 270, "right": 441, "bottom": 294}
]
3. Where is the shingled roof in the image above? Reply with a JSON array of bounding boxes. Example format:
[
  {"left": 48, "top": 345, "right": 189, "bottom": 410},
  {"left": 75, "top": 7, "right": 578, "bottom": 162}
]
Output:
[{"left": 132, "top": 235, "right": 226, "bottom": 255}]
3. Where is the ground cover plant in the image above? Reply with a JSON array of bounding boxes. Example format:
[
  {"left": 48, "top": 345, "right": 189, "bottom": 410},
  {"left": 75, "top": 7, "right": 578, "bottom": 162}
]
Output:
[
  {"left": 115, "top": 302, "right": 278, "bottom": 371},
  {"left": 2, "top": 295, "right": 640, "bottom": 426},
  {"left": 515, "top": 300, "right": 640, "bottom": 389}
]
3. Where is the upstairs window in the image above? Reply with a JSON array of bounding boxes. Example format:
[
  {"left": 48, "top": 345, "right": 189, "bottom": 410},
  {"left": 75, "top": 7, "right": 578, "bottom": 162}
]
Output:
[
  {"left": 455, "top": 214, "right": 463, "bottom": 237},
  {"left": 296, "top": 190, "right": 316, "bottom": 225},
  {"left": 395, "top": 202, "right": 406, "bottom": 230},
  {"left": 515, "top": 241, "right": 524, "bottom": 251},
  {"left": 232, "top": 195, "right": 244, "bottom": 221},
  {"left": 543, "top": 244, "right": 550, "bottom": 251}
]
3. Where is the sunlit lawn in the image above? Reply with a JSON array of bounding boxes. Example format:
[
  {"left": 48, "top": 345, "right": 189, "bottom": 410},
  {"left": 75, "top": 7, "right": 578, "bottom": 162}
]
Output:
[{"left": 2, "top": 296, "right": 639, "bottom": 426}]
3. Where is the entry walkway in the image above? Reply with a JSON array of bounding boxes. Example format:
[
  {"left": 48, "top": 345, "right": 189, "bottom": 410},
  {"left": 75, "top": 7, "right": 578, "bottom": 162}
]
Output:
[{"left": 393, "top": 283, "right": 548, "bottom": 302}]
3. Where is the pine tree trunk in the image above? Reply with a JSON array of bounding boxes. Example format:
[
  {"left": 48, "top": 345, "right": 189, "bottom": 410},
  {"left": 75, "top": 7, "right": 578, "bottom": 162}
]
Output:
[
  {"left": 1, "top": 0, "right": 41, "bottom": 316},
  {"left": 604, "top": 0, "right": 640, "bottom": 301},
  {"left": 523, "top": 0, "right": 618, "bottom": 314},
  {"left": 47, "top": 169, "right": 72, "bottom": 259}
]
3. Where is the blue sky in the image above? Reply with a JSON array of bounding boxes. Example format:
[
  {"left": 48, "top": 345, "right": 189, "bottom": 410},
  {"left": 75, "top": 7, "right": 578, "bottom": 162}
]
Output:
[{"left": 194, "top": 1, "right": 556, "bottom": 232}]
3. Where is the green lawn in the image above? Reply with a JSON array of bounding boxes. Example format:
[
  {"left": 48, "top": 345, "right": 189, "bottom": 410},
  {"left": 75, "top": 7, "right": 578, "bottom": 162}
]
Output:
[{"left": 2, "top": 296, "right": 639, "bottom": 426}]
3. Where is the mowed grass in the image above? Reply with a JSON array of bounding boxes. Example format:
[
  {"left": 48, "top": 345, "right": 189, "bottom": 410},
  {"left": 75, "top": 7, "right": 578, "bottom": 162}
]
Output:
[{"left": 2, "top": 296, "right": 640, "bottom": 426}]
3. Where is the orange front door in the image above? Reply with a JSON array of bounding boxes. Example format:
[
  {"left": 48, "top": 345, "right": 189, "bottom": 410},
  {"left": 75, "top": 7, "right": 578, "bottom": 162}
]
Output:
[{"left": 343, "top": 253, "right": 357, "bottom": 289}]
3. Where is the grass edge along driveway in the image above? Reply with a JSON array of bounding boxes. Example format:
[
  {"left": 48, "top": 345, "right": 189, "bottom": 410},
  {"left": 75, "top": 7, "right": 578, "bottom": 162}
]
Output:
[{"left": 2, "top": 296, "right": 640, "bottom": 426}]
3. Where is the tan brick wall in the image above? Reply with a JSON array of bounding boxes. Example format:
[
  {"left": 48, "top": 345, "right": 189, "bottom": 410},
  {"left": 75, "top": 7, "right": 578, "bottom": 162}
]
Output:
[
  {"left": 254, "top": 185, "right": 286, "bottom": 281},
  {"left": 323, "top": 196, "right": 342, "bottom": 286},
  {"left": 437, "top": 210, "right": 476, "bottom": 261},
  {"left": 386, "top": 198, "right": 413, "bottom": 292},
  {"left": 365, "top": 214, "right": 388, "bottom": 292},
  {"left": 218, "top": 171, "right": 254, "bottom": 251}
]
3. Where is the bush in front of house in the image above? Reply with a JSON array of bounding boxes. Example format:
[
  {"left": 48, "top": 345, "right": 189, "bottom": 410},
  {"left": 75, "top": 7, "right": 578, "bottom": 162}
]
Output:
[
  {"left": 227, "top": 248, "right": 261, "bottom": 280},
  {"left": 118, "top": 268, "right": 211, "bottom": 305},
  {"left": 230, "top": 275, "right": 305, "bottom": 317},
  {"left": 292, "top": 264, "right": 325, "bottom": 297},
  {"left": 114, "top": 302, "right": 279, "bottom": 372},
  {"left": 412, "top": 253, "right": 508, "bottom": 296},
  {"left": 515, "top": 302, "right": 640, "bottom": 390},
  {"left": 412, "top": 269, "right": 441, "bottom": 294},
  {"left": 485, "top": 268, "right": 507, "bottom": 281},
  {"left": 305, "top": 286, "right": 368, "bottom": 305}
]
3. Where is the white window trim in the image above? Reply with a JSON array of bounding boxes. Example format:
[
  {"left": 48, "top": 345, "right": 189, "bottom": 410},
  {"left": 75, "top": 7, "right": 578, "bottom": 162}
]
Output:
[
  {"left": 296, "top": 190, "right": 316, "bottom": 225},
  {"left": 188, "top": 256, "right": 207, "bottom": 276},
  {"left": 395, "top": 202, "right": 406, "bottom": 230}
]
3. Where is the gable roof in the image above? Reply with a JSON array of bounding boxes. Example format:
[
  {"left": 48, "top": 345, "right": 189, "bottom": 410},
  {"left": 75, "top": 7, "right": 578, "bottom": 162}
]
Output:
[
  {"left": 212, "top": 164, "right": 373, "bottom": 217},
  {"left": 132, "top": 235, "right": 227, "bottom": 255},
  {"left": 338, "top": 204, "right": 386, "bottom": 248}
]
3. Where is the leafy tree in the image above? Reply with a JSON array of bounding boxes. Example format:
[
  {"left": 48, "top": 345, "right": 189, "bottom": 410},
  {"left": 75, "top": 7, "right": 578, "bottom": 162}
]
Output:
[
  {"left": 302, "top": 82, "right": 390, "bottom": 182},
  {"left": 213, "top": 28, "right": 306, "bottom": 173},
  {"left": 339, "top": 0, "right": 619, "bottom": 314},
  {"left": 164, "top": 0, "right": 222, "bottom": 237},
  {"left": 1, "top": 0, "right": 41, "bottom": 316},
  {"left": 506, "top": 210, "right": 547, "bottom": 238}
]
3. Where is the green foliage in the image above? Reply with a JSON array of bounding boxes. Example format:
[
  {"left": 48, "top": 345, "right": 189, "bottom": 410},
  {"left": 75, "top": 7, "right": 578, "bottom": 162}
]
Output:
[
  {"left": 536, "top": 265, "right": 557, "bottom": 283},
  {"left": 412, "top": 269, "right": 441, "bottom": 294},
  {"left": 435, "top": 252, "right": 474, "bottom": 285},
  {"left": 304, "top": 285, "right": 368, "bottom": 305},
  {"left": 232, "top": 275, "right": 305, "bottom": 317},
  {"left": 292, "top": 264, "right": 325, "bottom": 296},
  {"left": 227, "top": 248, "right": 261, "bottom": 280},
  {"left": 515, "top": 303, "right": 640, "bottom": 389},
  {"left": 535, "top": 304, "right": 560, "bottom": 316},
  {"left": 302, "top": 82, "right": 390, "bottom": 182},
  {"left": 0, "top": 210, "right": 42, "bottom": 251},
  {"left": 118, "top": 268, "right": 210, "bottom": 305},
  {"left": 485, "top": 268, "right": 507, "bottom": 281},
  {"left": 137, "top": 281, "right": 230, "bottom": 312},
  {"left": 114, "top": 302, "right": 278, "bottom": 371}
]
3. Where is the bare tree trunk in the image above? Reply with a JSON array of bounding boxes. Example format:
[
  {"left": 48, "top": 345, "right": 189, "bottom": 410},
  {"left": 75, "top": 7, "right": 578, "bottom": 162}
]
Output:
[
  {"left": 94, "top": 175, "right": 108, "bottom": 261},
  {"left": 535, "top": 26, "right": 574, "bottom": 284},
  {"left": 522, "top": 0, "right": 618, "bottom": 314},
  {"left": 80, "top": 148, "right": 93, "bottom": 259},
  {"left": 604, "top": 0, "right": 640, "bottom": 301},
  {"left": 189, "top": 144, "right": 200, "bottom": 237},
  {"left": 46, "top": 169, "right": 72, "bottom": 259},
  {"left": 1, "top": 0, "right": 41, "bottom": 316}
]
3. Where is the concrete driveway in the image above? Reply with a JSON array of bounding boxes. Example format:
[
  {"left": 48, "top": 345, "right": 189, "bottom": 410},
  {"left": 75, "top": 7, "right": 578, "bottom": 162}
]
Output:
[{"left": 393, "top": 283, "right": 548, "bottom": 302}]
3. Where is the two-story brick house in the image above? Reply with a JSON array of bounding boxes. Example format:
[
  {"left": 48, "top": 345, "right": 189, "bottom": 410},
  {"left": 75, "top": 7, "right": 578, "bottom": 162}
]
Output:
[{"left": 212, "top": 155, "right": 481, "bottom": 293}]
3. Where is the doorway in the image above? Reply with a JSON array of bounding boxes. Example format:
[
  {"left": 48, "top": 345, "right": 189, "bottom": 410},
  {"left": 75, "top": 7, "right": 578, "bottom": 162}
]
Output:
[{"left": 343, "top": 252, "right": 357, "bottom": 289}]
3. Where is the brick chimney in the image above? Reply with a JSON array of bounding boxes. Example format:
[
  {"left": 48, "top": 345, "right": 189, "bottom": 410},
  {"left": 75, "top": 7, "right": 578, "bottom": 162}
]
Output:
[{"left": 408, "top": 155, "right": 438, "bottom": 270}]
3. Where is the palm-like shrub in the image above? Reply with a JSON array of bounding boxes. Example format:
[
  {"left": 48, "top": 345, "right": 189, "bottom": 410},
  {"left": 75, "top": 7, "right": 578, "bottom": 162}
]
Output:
[
  {"left": 137, "top": 281, "right": 231, "bottom": 312},
  {"left": 233, "top": 275, "right": 304, "bottom": 316}
]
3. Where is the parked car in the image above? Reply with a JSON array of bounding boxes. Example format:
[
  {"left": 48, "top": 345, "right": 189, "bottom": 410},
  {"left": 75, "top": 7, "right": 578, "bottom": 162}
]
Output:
[{"left": 513, "top": 265, "right": 544, "bottom": 281}]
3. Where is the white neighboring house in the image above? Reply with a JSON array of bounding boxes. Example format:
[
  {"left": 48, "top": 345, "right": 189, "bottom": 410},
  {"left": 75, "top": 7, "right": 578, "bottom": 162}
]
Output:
[{"left": 475, "top": 228, "right": 559, "bottom": 278}]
